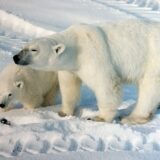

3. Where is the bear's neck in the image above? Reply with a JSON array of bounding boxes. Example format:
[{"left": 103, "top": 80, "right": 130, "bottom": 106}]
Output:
[
  {"left": 48, "top": 30, "right": 79, "bottom": 72},
  {"left": 49, "top": 29, "right": 78, "bottom": 48}
]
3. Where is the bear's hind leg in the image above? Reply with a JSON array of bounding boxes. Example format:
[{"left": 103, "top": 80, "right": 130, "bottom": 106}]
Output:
[{"left": 58, "top": 71, "right": 81, "bottom": 117}]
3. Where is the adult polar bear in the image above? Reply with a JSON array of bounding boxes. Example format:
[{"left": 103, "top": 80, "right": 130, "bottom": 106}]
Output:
[{"left": 13, "top": 20, "right": 160, "bottom": 124}]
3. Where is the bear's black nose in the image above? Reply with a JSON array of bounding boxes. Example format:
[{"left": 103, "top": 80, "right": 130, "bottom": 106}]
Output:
[
  {"left": 13, "top": 55, "right": 20, "bottom": 64},
  {"left": 0, "top": 104, "right": 5, "bottom": 108}
]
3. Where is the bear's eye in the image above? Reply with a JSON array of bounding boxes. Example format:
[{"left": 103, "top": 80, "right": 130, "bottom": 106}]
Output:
[
  {"left": 31, "top": 49, "right": 37, "bottom": 52},
  {"left": 8, "top": 93, "right": 12, "bottom": 97}
]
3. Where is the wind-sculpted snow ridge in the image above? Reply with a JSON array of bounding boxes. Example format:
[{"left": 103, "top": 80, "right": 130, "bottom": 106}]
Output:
[
  {"left": 125, "top": 0, "right": 160, "bottom": 11},
  {"left": 93, "top": 0, "right": 160, "bottom": 22},
  {"left": 0, "top": 10, "right": 55, "bottom": 38}
]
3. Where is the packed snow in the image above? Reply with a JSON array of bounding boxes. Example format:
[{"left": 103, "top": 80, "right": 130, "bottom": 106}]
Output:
[
  {"left": 0, "top": 0, "right": 160, "bottom": 159},
  {"left": 125, "top": 0, "right": 160, "bottom": 11}
]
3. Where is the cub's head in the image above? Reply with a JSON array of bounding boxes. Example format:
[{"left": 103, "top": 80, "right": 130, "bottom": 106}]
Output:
[
  {"left": 0, "top": 65, "right": 25, "bottom": 110},
  {"left": 0, "top": 78, "right": 24, "bottom": 110},
  {"left": 13, "top": 37, "right": 67, "bottom": 71}
]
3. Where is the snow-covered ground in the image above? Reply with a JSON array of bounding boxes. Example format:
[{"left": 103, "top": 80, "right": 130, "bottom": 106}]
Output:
[{"left": 0, "top": 0, "right": 160, "bottom": 159}]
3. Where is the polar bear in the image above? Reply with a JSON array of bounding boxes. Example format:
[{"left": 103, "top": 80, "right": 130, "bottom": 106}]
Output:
[
  {"left": 13, "top": 19, "right": 160, "bottom": 124},
  {"left": 0, "top": 63, "right": 58, "bottom": 111}
]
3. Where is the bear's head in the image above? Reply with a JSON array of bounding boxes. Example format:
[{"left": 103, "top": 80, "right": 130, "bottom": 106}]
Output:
[
  {"left": 12, "top": 37, "right": 74, "bottom": 71},
  {"left": 0, "top": 65, "right": 25, "bottom": 110}
]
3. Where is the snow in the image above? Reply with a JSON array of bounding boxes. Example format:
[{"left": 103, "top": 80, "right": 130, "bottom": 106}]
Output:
[
  {"left": 0, "top": 0, "right": 160, "bottom": 159},
  {"left": 125, "top": 0, "right": 160, "bottom": 11},
  {"left": 0, "top": 10, "right": 54, "bottom": 38}
]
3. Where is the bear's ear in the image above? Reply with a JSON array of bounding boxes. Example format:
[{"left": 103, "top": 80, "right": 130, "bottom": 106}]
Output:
[
  {"left": 52, "top": 43, "right": 65, "bottom": 55},
  {"left": 14, "top": 81, "right": 24, "bottom": 89}
]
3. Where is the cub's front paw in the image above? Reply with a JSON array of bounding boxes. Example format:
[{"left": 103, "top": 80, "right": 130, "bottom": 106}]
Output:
[{"left": 87, "top": 116, "right": 105, "bottom": 122}]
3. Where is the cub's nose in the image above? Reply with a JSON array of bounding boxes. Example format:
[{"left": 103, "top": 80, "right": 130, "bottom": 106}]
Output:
[
  {"left": 13, "top": 55, "right": 20, "bottom": 64},
  {"left": 0, "top": 104, "right": 5, "bottom": 108}
]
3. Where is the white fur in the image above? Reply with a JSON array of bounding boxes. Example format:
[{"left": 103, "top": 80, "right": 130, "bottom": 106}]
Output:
[
  {"left": 0, "top": 63, "right": 58, "bottom": 110},
  {"left": 14, "top": 19, "right": 160, "bottom": 124}
]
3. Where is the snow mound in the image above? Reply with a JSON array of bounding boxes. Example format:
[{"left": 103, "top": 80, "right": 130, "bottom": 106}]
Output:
[{"left": 0, "top": 10, "right": 55, "bottom": 38}]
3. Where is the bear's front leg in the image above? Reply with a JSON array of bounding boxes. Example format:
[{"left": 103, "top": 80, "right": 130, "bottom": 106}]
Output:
[
  {"left": 85, "top": 74, "right": 121, "bottom": 122},
  {"left": 43, "top": 82, "right": 59, "bottom": 106},
  {"left": 58, "top": 71, "right": 81, "bottom": 117},
  {"left": 121, "top": 76, "right": 160, "bottom": 124},
  {"left": 23, "top": 95, "right": 44, "bottom": 109}
]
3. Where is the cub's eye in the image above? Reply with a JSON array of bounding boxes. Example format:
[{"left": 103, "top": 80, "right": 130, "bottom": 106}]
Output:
[{"left": 31, "top": 49, "right": 37, "bottom": 52}]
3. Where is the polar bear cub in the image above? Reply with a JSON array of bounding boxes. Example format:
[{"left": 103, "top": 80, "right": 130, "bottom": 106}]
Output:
[
  {"left": 13, "top": 19, "right": 160, "bottom": 124},
  {"left": 0, "top": 63, "right": 58, "bottom": 111}
]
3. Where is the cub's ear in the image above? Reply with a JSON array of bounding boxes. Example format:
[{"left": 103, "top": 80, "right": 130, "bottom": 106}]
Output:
[
  {"left": 14, "top": 81, "right": 24, "bottom": 89},
  {"left": 52, "top": 43, "right": 65, "bottom": 55}
]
